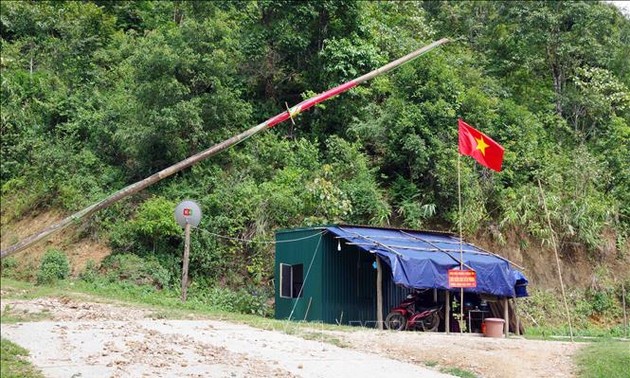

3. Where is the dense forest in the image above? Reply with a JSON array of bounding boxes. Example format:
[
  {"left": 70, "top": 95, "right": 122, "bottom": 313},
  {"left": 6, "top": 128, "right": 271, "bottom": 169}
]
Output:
[{"left": 1, "top": 1, "right": 629, "bottom": 301}]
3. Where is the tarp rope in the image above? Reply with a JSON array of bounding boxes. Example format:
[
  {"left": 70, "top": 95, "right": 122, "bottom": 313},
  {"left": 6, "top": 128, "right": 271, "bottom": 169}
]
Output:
[
  {"left": 287, "top": 230, "right": 325, "bottom": 322},
  {"left": 198, "top": 228, "right": 326, "bottom": 244}
]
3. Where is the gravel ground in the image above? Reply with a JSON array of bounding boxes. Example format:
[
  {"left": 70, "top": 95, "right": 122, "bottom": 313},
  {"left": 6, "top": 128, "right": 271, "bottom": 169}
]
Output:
[
  {"left": 1, "top": 297, "right": 456, "bottom": 378},
  {"left": 323, "top": 328, "right": 583, "bottom": 378}
]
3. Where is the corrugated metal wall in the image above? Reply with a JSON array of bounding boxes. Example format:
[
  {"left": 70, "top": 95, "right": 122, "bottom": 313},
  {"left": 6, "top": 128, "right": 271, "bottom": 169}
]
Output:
[
  {"left": 275, "top": 227, "right": 414, "bottom": 327},
  {"left": 321, "top": 242, "right": 377, "bottom": 325},
  {"left": 274, "top": 228, "right": 326, "bottom": 322}
]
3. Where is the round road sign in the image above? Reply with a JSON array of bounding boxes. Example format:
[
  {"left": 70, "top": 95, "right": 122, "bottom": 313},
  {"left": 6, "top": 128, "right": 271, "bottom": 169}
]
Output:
[{"left": 174, "top": 200, "right": 202, "bottom": 228}]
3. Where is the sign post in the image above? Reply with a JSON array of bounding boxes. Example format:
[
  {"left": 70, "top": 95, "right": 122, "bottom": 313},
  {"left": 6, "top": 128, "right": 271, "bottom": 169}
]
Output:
[
  {"left": 448, "top": 268, "right": 477, "bottom": 333},
  {"left": 174, "top": 200, "right": 202, "bottom": 302},
  {"left": 182, "top": 222, "right": 191, "bottom": 301}
]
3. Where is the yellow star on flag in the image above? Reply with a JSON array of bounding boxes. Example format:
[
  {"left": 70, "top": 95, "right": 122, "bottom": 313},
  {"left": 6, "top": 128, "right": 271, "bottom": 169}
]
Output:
[
  {"left": 458, "top": 119, "right": 505, "bottom": 172},
  {"left": 475, "top": 136, "right": 489, "bottom": 156}
]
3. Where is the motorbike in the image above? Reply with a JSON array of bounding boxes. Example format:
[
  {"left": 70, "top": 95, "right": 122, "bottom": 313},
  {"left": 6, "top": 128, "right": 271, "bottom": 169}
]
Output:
[{"left": 384, "top": 292, "right": 442, "bottom": 331}]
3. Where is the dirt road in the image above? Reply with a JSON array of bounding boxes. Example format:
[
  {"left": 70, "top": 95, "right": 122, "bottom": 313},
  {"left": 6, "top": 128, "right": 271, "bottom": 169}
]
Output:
[{"left": 0, "top": 297, "right": 582, "bottom": 377}]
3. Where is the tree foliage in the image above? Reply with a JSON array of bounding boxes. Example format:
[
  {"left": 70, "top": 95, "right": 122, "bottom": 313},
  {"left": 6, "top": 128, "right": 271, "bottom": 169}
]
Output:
[{"left": 2, "top": 1, "right": 628, "bottom": 289}]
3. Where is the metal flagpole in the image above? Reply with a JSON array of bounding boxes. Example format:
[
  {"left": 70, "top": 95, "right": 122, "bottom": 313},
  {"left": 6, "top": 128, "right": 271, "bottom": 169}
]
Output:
[{"left": 458, "top": 153, "right": 464, "bottom": 333}]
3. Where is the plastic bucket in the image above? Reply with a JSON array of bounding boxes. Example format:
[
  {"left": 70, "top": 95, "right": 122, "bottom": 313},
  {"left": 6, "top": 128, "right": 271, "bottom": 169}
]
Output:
[{"left": 483, "top": 318, "right": 505, "bottom": 338}]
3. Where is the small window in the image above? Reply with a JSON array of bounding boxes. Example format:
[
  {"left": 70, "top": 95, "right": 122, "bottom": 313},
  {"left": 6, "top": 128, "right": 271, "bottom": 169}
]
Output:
[{"left": 280, "top": 263, "right": 304, "bottom": 298}]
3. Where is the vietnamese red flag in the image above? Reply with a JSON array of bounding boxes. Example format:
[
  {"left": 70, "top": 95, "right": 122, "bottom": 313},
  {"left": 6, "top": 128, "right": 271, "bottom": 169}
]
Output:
[{"left": 458, "top": 119, "right": 504, "bottom": 172}]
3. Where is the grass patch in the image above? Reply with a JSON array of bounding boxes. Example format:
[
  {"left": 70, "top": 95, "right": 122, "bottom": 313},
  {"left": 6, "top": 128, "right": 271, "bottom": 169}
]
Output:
[
  {"left": 1, "top": 304, "right": 52, "bottom": 324},
  {"left": 576, "top": 341, "right": 630, "bottom": 378},
  {"left": 525, "top": 325, "right": 629, "bottom": 339},
  {"left": 1, "top": 277, "right": 225, "bottom": 319},
  {"left": 0, "top": 278, "right": 359, "bottom": 348},
  {"left": 300, "top": 331, "right": 349, "bottom": 348},
  {"left": 440, "top": 366, "right": 478, "bottom": 378},
  {"left": 0, "top": 278, "right": 61, "bottom": 299},
  {"left": 0, "top": 338, "right": 44, "bottom": 378}
]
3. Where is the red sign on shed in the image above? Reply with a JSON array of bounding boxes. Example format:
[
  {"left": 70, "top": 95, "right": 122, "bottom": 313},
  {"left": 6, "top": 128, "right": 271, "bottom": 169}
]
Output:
[{"left": 448, "top": 269, "right": 477, "bottom": 288}]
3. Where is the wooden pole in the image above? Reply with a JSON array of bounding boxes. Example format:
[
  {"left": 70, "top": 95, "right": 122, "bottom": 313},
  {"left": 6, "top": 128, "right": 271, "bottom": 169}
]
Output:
[
  {"left": 503, "top": 297, "right": 509, "bottom": 338},
  {"left": 376, "top": 256, "right": 383, "bottom": 330},
  {"left": 445, "top": 290, "right": 450, "bottom": 334},
  {"left": 181, "top": 222, "right": 191, "bottom": 302},
  {"left": 1, "top": 38, "right": 449, "bottom": 260},
  {"left": 623, "top": 282, "right": 628, "bottom": 339},
  {"left": 513, "top": 296, "right": 521, "bottom": 336},
  {"left": 538, "top": 179, "right": 574, "bottom": 342},
  {"left": 304, "top": 297, "right": 313, "bottom": 321}
]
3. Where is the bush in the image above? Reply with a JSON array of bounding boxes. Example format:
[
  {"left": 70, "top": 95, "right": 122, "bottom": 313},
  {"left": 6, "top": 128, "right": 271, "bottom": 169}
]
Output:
[
  {"left": 234, "top": 285, "right": 274, "bottom": 317},
  {"left": 36, "top": 249, "right": 70, "bottom": 285},
  {"left": 0, "top": 257, "right": 19, "bottom": 279},
  {"left": 100, "top": 253, "right": 171, "bottom": 289},
  {"left": 79, "top": 260, "right": 99, "bottom": 283},
  {"left": 188, "top": 284, "right": 274, "bottom": 317}
]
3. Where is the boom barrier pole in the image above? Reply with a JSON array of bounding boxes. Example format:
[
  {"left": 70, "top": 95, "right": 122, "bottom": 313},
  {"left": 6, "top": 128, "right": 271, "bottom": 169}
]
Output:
[{"left": 1, "top": 38, "right": 449, "bottom": 259}]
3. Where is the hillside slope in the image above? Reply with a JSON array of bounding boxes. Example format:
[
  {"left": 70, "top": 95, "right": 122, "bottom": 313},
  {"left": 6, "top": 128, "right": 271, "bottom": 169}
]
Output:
[{"left": 1, "top": 1, "right": 629, "bottom": 325}]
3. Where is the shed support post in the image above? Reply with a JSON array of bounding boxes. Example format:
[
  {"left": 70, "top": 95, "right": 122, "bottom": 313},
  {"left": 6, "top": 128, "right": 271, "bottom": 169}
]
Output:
[
  {"left": 504, "top": 297, "right": 509, "bottom": 338},
  {"left": 445, "top": 290, "right": 450, "bottom": 334},
  {"left": 376, "top": 256, "right": 383, "bottom": 330},
  {"left": 513, "top": 296, "right": 520, "bottom": 336}
]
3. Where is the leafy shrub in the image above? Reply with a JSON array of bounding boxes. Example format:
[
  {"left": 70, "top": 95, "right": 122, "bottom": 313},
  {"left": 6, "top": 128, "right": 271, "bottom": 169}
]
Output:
[
  {"left": 590, "top": 289, "right": 617, "bottom": 314},
  {"left": 108, "top": 196, "right": 182, "bottom": 272},
  {"left": 0, "top": 257, "right": 19, "bottom": 278},
  {"left": 100, "top": 253, "right": 171, "bottom": 289},
  {"left": 36, "top": 249, "right": 70, "bottom": 285},
  {"left": 235, "top": 285, "right": 274, "bottom": 317},
  {"left": 189, "top": 284, "right": 273, "bottom": 317},
  {"left": 79, "top": 260, "right": 99, "bottom": 283},
  {"left": 131, "top": 196, "right": 181, "bottom": 239}
]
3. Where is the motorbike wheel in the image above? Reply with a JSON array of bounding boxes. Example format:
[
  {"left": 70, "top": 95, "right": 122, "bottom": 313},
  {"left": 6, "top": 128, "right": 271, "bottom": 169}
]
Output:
[
  {"left": 418, "top": 312, "right": 440, "bottom": 332},
  {"left": 384, "top": 312, "right": 407, "bottom": 331}
]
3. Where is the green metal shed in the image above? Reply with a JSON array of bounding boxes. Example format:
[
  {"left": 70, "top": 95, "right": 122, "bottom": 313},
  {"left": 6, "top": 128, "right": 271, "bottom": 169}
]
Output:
[{"left": 274, "top": 226, "right": 410, "bottom": 325}]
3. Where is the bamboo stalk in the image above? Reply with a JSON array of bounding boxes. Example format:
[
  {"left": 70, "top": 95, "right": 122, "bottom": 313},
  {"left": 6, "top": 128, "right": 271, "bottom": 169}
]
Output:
[
  {"left": 1, "top": 39, "right": 449, "bottom": 259},
  {"left": 537, "top": 179, "right": 574, "bottom": 342},
  {"left": 623, "top": 282, "right": 628, "bottom": 339},
  {"left": 458, "top": 149, "right": 465, "bottom": 333}
]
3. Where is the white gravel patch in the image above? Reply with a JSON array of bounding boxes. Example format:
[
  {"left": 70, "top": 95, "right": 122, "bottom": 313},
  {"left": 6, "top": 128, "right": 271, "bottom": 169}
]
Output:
[{"left": 2, "top": 306, "right": 454, "bottom": 377}]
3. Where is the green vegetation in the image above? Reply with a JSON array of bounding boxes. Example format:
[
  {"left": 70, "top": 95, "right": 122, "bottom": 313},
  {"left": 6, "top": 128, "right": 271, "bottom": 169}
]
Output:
[
  {"left": 521, "top": 272, "right": 630, "bottom": 338},
  {"left": 1, "top": 277, "right": 628, "bottom": 377},
  {"left": 576, "top": 341, "right": 630, "bottom": 378},
  {"left": 300, "top": 331, "right": 350, "bottom": 348},
  {"left": 1, "top": 0, "right": 629, "bottom": 333},
  {"left": 424, "top": 360, "right": 438, "bottom": 368},
  {"left": 0, "top": 338, "right": 44, "bottom": 378},
  {"left": 1, "top": 303, "right": 51, "bottom": 324},
  {"left": 0, "top": 278, "right": 355, "bottom": 334},
  {"left": 35, "top": 249, "right": 70, "bottom": 285},
  {"left": 440, "top": 366, "right": 478, "bottom": 378}
]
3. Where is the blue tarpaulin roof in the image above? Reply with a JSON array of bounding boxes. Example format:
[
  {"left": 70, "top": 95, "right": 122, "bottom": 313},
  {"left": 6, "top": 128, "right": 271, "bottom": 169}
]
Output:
[{"left": 327, "top": 225, "right": 528, "bottom": 298}]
